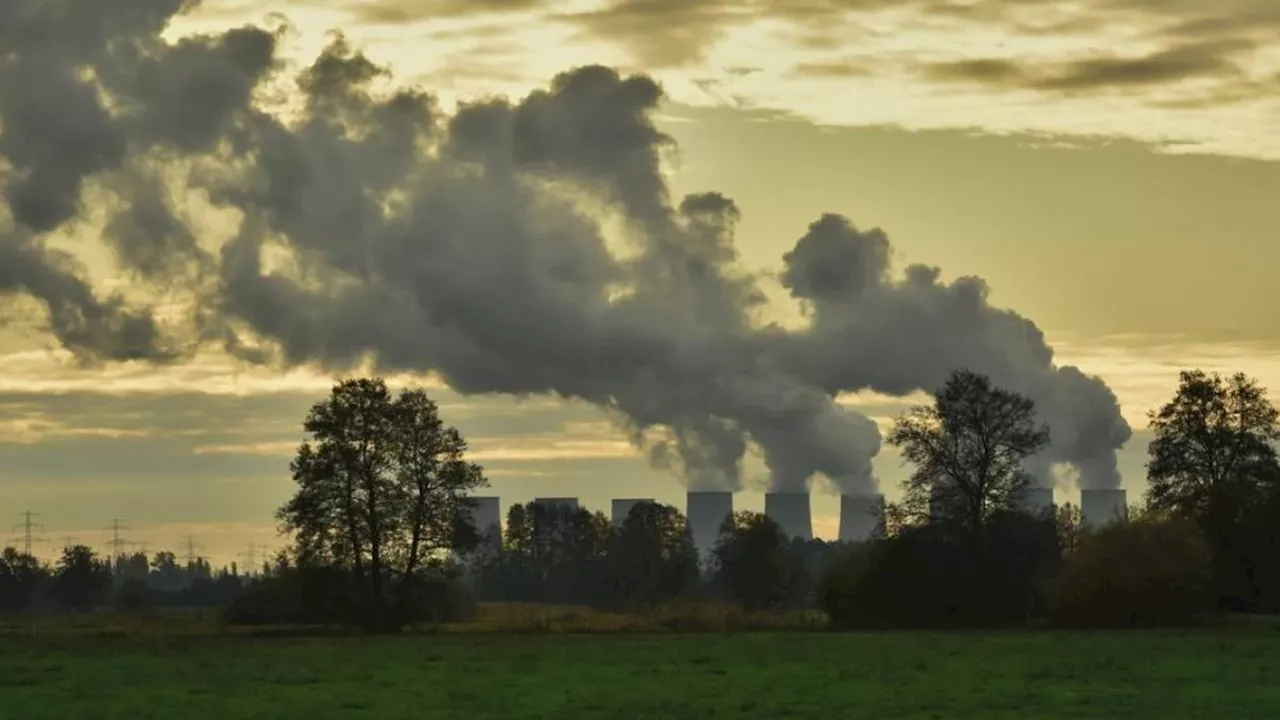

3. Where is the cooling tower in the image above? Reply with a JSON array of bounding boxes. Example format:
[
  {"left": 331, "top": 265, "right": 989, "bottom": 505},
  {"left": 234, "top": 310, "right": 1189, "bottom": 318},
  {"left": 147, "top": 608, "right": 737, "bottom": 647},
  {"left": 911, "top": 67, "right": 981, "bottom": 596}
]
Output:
[
  {"left": 1081, "top": 488, "right": 1127, "bottom": 528},
  {"left": 611, "top": 498, "right": 653, "bottom": 526},
  {"left": 533, "top": 497, "right": 580, "bottom": 512},
  {"left": 686, "top": 490, "right": 733, "bottom": 559},
  {"left": 466, "top": 496, "right": 502, "bottom": 537},
  {"left": 838, "top": 494, "right": 885, "bottom": 543},
  {"left": 1019, "top": 487, "right": 1055, "bottom": 516},
  {"left": 765, "top": 492, "right": 813, "bottom": 542}
]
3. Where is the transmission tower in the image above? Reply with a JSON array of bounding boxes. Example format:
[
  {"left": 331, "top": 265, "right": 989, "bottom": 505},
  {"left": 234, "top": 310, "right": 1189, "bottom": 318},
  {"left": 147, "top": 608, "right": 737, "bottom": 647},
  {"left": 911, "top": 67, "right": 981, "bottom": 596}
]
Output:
[
  {"left": 104, "top": 519, "right": 131, "bottom": 561},
  {"left": 183, "top": 536, "right": 204, "bottom": 568},
  {"left": 237, "top": 543, "right": 272, "bottom": 575},
  {"left": 11, "top": 511, "right": 45, "bottom": 556}
]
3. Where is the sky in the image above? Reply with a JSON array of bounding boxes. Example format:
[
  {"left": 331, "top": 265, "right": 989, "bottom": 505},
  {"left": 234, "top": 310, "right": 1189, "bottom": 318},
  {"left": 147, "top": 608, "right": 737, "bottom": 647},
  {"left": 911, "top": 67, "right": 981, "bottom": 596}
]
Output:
[{"left": 1, "top": 0, "right": 1277, "bottom": 564}]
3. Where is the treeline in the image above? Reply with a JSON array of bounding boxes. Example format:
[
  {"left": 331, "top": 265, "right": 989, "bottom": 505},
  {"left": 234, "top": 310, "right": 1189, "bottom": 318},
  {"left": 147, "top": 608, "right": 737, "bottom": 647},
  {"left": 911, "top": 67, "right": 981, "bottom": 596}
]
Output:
[
  {"left": 6, "top": 367, "right": 1272, "bottom": 633},
  {"left": 467, "top": 502, "right": 840, "bottom": 612},
  {"left": 228, "top": 368, "right": 1280, "bottom": 631},
  {"left": 0, "top": 545, "right": 254, "bottom": 615}
]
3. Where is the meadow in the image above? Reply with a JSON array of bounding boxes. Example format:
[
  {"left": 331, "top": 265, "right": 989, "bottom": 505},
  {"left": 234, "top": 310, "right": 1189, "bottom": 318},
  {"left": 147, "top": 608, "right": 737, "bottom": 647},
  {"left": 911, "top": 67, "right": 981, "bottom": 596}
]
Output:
[{"left": 3, "top": 608, "right": 1280, "bottom": 719}]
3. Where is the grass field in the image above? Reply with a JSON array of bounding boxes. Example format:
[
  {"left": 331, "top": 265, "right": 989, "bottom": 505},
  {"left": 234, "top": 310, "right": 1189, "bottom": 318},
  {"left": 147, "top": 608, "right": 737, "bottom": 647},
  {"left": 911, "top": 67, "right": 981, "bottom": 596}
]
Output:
[{"left": 4, "top": 625, "right": 1280, "bottom": 719}]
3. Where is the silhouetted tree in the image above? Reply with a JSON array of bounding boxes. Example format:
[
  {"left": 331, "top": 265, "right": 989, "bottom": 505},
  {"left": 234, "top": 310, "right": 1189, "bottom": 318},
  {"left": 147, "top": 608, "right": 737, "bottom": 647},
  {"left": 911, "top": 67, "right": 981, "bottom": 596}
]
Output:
[
  {"left": 1145, "top": 370, "right": 1280, "bottom": 610},
  {"left": 609, "top": 502, "right": 699, "bottom": 609},
  {"left": 1046, "top": 515, "right": 1214, "bottom": 627},
  {"left": 0, "top": 547, "right": 46, "bottom": 614},
  {"left": 711, "top": 512, "right": 799, "bottom": 612},
  {"left": 149, "top": 551, "right": 186, "bottom": 592},
  {"left": 1145, "top": 369, "right": 1280, "bottom": 527},
  {"left": 888, "top": 369, "right": 1050, "bottom": 537},
  {"left": 278, "top": 378, "right": 489, "bottom": 632},
  {"left": 53, "top": 545, "right": 111, "bottom": 613},
  {"left": 487, "top": 502, "right": 614, "bottom": 605},
  {"left": 1055, "top": 503, "right": 1084, "bottom": 555},
  {"left": 115, "top": 576, "right": 154, "bottom": 614},
  {"left": 115, "top": 551, "right": 149, "bottom": 584}
]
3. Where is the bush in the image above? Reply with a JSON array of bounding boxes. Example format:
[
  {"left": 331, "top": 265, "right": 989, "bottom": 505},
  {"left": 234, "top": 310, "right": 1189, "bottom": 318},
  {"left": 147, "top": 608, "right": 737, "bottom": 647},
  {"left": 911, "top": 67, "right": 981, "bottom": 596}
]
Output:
[
  {"left": 817, "top": 543, "right": 874, "bottom": 629},
  {"left": 821, "top": 513, "right": 1060, "bottom": 629},
  {"left": 406, "top": 576, "right": 478, "bottom": 625},
  {"left": 224, "top": 566, "right": 478, "bottom": 629},
  {"left": 114, "top": 577, "right": 156, "bottom": 615},
  {"left": 1046, "top": 516, "right": 1215, "bottom": 628}
]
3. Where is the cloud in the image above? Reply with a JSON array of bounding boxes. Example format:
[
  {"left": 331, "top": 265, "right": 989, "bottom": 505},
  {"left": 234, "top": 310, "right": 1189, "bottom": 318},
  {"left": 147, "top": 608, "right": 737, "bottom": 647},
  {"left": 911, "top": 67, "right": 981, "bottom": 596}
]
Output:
[
  {"left": 926, "top": 38, "right": 1256, "bottom": 94},
  {"left": 555, "top": 0, "right": 759, "bottom": 68},
  {"left": 269, "top": 0, "right": 545, "bottom": 24},
  {"left": 0, "top": 7, "right": 1140, "bottom": 498},
  {"left": 789, "top": 60, "right": 875, "bottom": 79}
]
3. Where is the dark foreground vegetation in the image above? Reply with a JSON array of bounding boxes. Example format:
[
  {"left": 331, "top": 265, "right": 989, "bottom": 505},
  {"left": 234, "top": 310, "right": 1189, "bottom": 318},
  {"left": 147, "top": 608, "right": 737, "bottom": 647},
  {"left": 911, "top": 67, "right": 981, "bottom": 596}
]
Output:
[
  {"left": 2, "top": 367, "right": 1278, "bottom": 635},
  {"left": 5, "top": 622, "right": 1280, "bottom": 719}
]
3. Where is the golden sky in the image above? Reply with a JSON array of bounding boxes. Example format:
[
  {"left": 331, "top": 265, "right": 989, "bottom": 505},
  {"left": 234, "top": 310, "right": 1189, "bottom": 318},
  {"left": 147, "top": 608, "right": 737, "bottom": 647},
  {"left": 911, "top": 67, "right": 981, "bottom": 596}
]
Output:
[{"left": 1, "top": 0, "right": 1277, "bottom": 562}]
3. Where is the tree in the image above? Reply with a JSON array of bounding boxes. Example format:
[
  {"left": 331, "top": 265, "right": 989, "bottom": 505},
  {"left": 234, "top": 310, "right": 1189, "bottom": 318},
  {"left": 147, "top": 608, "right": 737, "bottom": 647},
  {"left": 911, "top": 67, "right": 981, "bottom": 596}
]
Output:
[
  {"left": 1055, "top": 503, "right": 1084, "bottom": 555},
  {"left": 149, "top": 551, "right": 186, "bottom": 592},
  {"left": 116, "top": 551, "right": 149, "bottom": 584},
  {"left": 0, "top": 547, "right": 46, "bottom": 614},
  {"left": 277, "top": 378, "right": 489, "bottom": 632},
  {"left": 888, "top": 369, "right": 1050, "bottom": 536},
  {"left": 1046, "top": 515, "right": 1214, "bottom": 627},
  {"left": 53, "top": 545, "right": 112, "bottom": 612},
  {"left": 1145, "top": 370, "right": 1280, "bottom": 526},
  {"left": 484, "top": 502, "right": 615, "bottom": 606},
  {"left": 610, "top": 502, "right": 699, "bottom": 609},
  {"left": 711, "top": 512, "right": 799, "bottom": 612},
  {"left": 1145, "top": 370, "right": 1280, "bottom": 610}
]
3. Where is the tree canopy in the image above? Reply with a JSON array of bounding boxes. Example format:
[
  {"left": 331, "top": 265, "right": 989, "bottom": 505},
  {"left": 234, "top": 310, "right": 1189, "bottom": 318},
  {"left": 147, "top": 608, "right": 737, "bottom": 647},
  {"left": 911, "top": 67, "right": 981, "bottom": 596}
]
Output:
[
  {"left": 278, "top": 377, "right": 488, "bottom": 632},
  {"left": 1146, "top": 369, "right": 1280, "bottom": 525},
  {"left": 888, "top": 369, "right": 1050, "bottom": 534}
]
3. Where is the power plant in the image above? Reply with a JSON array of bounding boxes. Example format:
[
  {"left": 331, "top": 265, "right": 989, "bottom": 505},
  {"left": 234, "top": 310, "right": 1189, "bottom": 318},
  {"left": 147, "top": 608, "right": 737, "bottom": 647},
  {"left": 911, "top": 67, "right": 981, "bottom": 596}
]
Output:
[
  {"left": 465, "top": 484, "right": 1103, "bottom": 550},
  {"left": 1019, "top": 487, "right": 1055, "bottom": 516},
  {"left": 838, "top": 494, "right": 885, "bottom": 543},
  {"left": 533, "top": 497, "right": 580, "bottom": 512},
  {"left": 1081, "top": 488, "right": 1128, "bottom": 529},
  {"left": 611, "top": 498, "right": 653, "bottom": 526},
  {"left": 765, "top": 492, "right": 813, "bottom": 542},
  {"left": 466, "top": 496, "right": 502, "bottom": 536},
  {"left": 686, "top": 491, "right": 734, "bottom": 560}
]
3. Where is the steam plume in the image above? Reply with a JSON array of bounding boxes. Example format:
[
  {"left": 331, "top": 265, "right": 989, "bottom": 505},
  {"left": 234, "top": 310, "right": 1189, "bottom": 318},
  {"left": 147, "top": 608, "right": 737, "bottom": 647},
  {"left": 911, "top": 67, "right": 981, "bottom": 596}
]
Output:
[{"left": 0, "top": 4, "right": 1131, "bottom": 493}]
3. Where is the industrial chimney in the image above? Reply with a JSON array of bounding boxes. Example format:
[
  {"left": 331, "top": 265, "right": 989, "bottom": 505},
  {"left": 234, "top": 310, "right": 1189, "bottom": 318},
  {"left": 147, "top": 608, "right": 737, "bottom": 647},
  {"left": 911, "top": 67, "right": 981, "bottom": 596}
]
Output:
[
  {"left": 1018, "top": 487, "right": 1055, "bottom": 517},
  {"left": 456, "top": 496, "right": 501, "bottom": 568},
  {"left": 765, "top": 492, "right": 813, "bottom": 541},
  {"left": 533, "top": 497, "right": 580, "bottom": 512},
  {"left": 1081, "top": 488, "right": 1127, "bottom": 529},
  {"left": 611, "top": 498, "right": 653, "bottom": 526},
  {"left": 466, "top": 496, "right": 502, "bottom": 539},
  {"left": 838, "top": 493, "right": 885, "bottom": 543},
  {"left": 686, "top": 490, "right": 733, "bottom": 561}
]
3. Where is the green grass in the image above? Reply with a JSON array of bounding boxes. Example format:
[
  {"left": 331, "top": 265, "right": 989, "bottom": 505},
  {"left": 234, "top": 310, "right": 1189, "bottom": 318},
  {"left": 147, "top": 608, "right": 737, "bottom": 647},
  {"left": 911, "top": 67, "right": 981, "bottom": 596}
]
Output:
[{"left": 4, "top": 629, "right": 1280, "bottom": 718}]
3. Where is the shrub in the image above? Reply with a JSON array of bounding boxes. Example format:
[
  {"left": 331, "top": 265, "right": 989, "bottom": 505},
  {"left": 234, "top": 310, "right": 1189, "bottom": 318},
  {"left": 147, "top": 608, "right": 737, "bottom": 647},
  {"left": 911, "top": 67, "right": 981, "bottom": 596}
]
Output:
[
  {"left": 821, "top": 513, "right": 1060, "bottom": 629},
  {"left": 406, "top": 576, "right": 479, "bottom": 625},
  {"left": 1046, "top": 516, "right": 1215, "bottom": 628},
  {"left": 817, "top": 543, "right": 874, "bottom": 629},
  {"left": 114, "top": 577, "right": 156, "bottom": 615}
]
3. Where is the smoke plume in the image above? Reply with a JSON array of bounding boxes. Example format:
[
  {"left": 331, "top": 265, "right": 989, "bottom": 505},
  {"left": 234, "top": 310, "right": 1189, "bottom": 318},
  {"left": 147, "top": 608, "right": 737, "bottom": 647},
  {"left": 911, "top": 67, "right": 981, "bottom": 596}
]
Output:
[{"left": 0, "top": 3, "right": 1131, "bottom": 493}]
